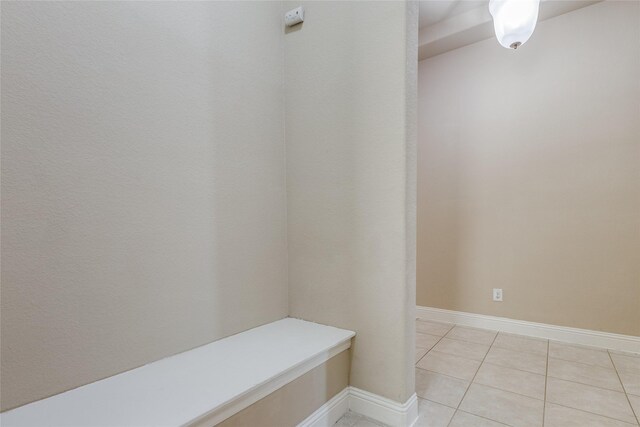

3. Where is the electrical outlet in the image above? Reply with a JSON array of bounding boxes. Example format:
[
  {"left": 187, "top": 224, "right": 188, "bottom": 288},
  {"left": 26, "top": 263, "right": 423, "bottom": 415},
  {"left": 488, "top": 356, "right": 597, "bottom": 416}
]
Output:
[
  {"left": 284, "top": 6, "right": 304, "bottom": 27},
  {"left": 493, "top": 288, "right": 503, "bottom": 302}
]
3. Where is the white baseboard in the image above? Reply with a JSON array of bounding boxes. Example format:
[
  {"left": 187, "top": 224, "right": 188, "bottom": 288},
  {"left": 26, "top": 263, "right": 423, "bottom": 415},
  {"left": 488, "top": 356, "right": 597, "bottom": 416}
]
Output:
[
  {"left": 348, "top": 388, "right": 418, "bottom": 427},
  {"left": 298, "top": 387, "right": 350, "bottom": 427},
  {"left": 298, "top": 387, "right": 418, "bottom": 427},
  {"left": 416, "top": 306, "right": 640, "bottom": 354}
]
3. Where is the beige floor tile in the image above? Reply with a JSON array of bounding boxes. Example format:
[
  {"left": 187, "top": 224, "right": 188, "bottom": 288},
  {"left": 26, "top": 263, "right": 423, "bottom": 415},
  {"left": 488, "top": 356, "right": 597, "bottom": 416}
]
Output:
[
  {"left": 549, "top": 342, "right": 613, "bottom": 368},
  {"left": 474, "top": 362, "right": 546, "bottom": 399},
  {"left": 448, "top": 411, "right": 508, "bottom": 427},
  {"left": 431, "top": 338, "right": 490, "bottom": 361},
  {"left": 544, "top": 403, "right": 638, "bottom": 427},
  {"left": 416, "top": 320, "right": 453, "bottom": 337},
  {"left": 416, "top": 332, "right": 441, "bottom": 350},
  {"left": 416, "top": 351, "right": 482, "bottom": 381},
  {"left": 415, "top": 368, "right": 470, "bottom": 408},
  {"left": 493, "top": 332, "right": 548, "bottom": 355},
  {"left": 611, "top": 353, "right": 640, "bottom": 375},
  {"left": 416, "top": 347, "right": 429, "bottom": 363},
  {"left": 459, "top": 383, "right": 544, "bottom": 427},
  {"left": 353, "top": 418, "right": 387, "bottom": 427},
  {"left": 484, "top": 346, "right": 547, "bottom": 375},
  {"left": 628, "top": 394, "right": 640, "bottom": 419},
  {"left": 413, "top": 323, "right": 640, "bottom": 427},
  {"left": 446, "top": 326, "right": 497, "bottom": 345},
  {"left": 335, "top": 418, "right": 355, "bottom": 426},
  {"left": 546, "top": 377, "right": 637, "bottom": 424},
  {"left": 548, "top": 357, "right": 624, "bottom": 392},
  {"left": 619, "top": 370, "right": 640, "bottom": 396},
  {"left": 610, "top": 350, "right": 640, "bottom": 359},
  {"left": 414, "top": 398, "right": 456, "bottom": 427},
  {"left": 335, "top": 411, "right": 363, "bottom": 427}
]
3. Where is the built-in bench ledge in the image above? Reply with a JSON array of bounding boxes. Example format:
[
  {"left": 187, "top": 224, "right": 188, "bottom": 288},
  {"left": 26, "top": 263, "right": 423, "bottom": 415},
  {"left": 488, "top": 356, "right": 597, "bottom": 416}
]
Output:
[{"left": 1, "top": 318, "right": 355, "bottom": 427}]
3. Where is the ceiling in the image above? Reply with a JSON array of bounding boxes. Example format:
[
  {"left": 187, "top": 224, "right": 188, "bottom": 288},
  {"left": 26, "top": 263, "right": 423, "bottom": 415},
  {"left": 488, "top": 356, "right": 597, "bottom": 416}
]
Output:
[
  {"left": 418, "top": 0, "right": 602, "bottom": 59},
  {"left": 419, "top": 0, "right": 486, "bottom": 29}
]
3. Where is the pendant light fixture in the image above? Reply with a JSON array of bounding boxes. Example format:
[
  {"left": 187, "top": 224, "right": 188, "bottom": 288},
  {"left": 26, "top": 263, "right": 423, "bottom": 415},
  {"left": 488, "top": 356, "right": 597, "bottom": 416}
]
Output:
[{"left": 489, "top": 0, "right": 541, "bottom": 49}]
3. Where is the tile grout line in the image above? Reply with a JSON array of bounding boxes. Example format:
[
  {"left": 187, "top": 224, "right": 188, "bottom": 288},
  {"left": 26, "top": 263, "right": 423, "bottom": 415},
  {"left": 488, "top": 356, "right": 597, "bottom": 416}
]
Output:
[
  {"left": 415, "top": 327, "right": 452, "bottom": 364},
  {"left": 608, "top": 349, "right": 640, "bottom": 426},
  {"left": 417, "top": 396, "right": 458, "bottom": 410},
  {"left": 415, "top": 396, "right": 621, "bottom": 425},
  {"left": 548, "top": 354, "right": 616, "bottom": 370},
  {"left": 548, "top": 357, "right": 623, "bottom": 371},
  {"left": 414, "top": 323, "right": 455, "bottom": 425},
  {"left": 461, "top": 374, "right": 545, "bottom": 401},
  {"left": 542, "top": 337, "right": 550, "bottom": 427},
  {"left": 416, "top": 321, "right": 639, "bottom": 427},
  {"left": 417, "top": 365, "right": 548, "bottom": 402},
  {"left": 480, "top": 360, "right": 545, "bottom": 377},
  {"left": 544, "top": 402, "right": 640, "bottom": 426},
  {"left": 416, "top": 397, "right": 510, "bottom": 426},
  {"left": 454, "top": 409, "right": 511, "bottom": 426},
  {"left": 423, "top": 321, "right": 551, "bottom": 358},
  {"left": 422, "top": 348, "right": 486, "bottom": 364},
  {"left": 445, "top": 325, "right": 500, "bottom": 427},
  {"left": 417, "top": 351, "right": 547, "bottom": 389},
  {"left": 422, "top": 347, "right": 628, "bottom": 396},
  {"left": 544, "top": 374, "right": 628, "bottom": 394}
]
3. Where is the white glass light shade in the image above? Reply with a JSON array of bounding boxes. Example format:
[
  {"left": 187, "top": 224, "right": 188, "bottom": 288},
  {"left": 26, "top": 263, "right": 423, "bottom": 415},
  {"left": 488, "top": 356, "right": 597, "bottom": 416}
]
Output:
[{"left": 489, "top": 0, "right": 541, "bottom": 49}]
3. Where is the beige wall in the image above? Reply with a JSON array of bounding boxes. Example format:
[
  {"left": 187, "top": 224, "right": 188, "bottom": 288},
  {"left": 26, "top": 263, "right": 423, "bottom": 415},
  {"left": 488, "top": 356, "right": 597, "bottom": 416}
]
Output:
[
  {"left": 417, "top": 1, "right": 640, "bottom": 336},
  {"left": 215, "top": 350, "right": 350, "bottom": 427},
  {"left": 285, "top": 1, "right": 418, "bottom": 403},
  {"left": 1, "top": 1, "right": 287, "bottom": 410}
]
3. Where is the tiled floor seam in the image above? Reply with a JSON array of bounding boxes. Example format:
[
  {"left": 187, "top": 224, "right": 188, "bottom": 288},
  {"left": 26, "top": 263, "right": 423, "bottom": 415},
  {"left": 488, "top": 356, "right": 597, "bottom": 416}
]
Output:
[
  {"left": 418, "top": 396, "right": 458, "bottom": 410},
  {"left": 549, "top": 354, "right": 617, "bottom": 369},
  {"left": 426, "top": 348, "right": 486, "bottom": 366},
  {"left": 545, "top": 374, "right": 627, "bottom": 393},
  {"left": 474, "top": 358, "right": 636, "bottom": 423},
  {"left": 427, "top": 343, "right": 491, "bottom": 362},
  {"left": 547, "top": 354, "right": 618, "bottom": 369},
  {"left": 415, "top": 397, "right": 639, "bottom": 427},
  {"left": 608, "top": 349, "right": 640, "bottom": 425},
  {"left": 415, "top": 366, "right": 472, "bottom": 383},
  {"left": 546, "top": 402, "right": 640, "bottom": 426},
  {"left": 469, "top": 380, "right": 546, "bottom": 402},
  {"left": 441, "top": 335, "right": 495, "bottom": 348},
  {"left": 454, "top": 409, "right": 512, "bottom": 426},
  {"left": 491, "top": 344, "right": 548, "bottom": 356},
  {"left": 445, "top": 331, "right": 500, "bottom": 427},
  {"left": 416, "top": 332, "right": 449, "bottom": 364},
  {"left": 413, "top": 322, "right": 640, "bottom": 427},
  {"left": 542, "top": 338, "right": 549, "bottom": 427},
  {"left": 481, "top": 361, "right": 546, "bottom": 378}
]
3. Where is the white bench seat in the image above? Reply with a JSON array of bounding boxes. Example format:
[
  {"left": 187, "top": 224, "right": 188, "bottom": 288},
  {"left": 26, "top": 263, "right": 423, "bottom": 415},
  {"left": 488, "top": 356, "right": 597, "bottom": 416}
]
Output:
[{"left": 1, "top": 318, "right": 355, "bottom": 427}]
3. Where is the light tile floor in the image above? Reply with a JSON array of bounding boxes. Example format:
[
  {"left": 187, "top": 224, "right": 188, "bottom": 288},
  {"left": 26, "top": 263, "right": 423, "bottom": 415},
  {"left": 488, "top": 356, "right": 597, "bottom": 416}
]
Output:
[{"left": 336, "top": 320, "right": 640, "bottom": 427}]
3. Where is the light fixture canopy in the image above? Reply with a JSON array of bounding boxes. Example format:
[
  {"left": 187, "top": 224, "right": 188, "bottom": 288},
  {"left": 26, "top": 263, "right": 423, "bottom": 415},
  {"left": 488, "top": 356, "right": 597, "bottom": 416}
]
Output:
[{"left": 489, "top": 0, "right": 541, "bottom": 49}]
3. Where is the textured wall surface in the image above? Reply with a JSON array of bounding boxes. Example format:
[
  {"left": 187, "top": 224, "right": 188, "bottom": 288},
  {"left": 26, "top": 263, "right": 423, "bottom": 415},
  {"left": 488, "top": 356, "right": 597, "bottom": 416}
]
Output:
[
  {"left": 285, "top": 1, "right": 418, "bottom": 403},
  {"left": 417, "top": 1, "right": 640, "bottom": 335},
  {"left": 1, "top": 1, "right": 288, "bottom": 410}
]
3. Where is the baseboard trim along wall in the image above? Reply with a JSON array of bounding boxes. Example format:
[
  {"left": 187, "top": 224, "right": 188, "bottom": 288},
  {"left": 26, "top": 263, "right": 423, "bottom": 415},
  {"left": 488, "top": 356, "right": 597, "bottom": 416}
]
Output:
[
  {"left": 298, "top": 387, "right": 419, "bottom": 427},
  {"left": 416, "top": 306, "right": 640, "bottom": 354},
  {"left": 297, "top": 387, "right": 351, "bottom": 427}
]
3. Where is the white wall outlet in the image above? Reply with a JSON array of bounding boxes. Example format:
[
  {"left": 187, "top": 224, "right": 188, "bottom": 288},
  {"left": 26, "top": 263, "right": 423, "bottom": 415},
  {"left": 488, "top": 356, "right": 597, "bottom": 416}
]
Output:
[
  {"left": 284, "top": 6, "right": 304, "bottom": 27},
  {"left": 493, "top": 288, "right": 503, "bottom": 302}
]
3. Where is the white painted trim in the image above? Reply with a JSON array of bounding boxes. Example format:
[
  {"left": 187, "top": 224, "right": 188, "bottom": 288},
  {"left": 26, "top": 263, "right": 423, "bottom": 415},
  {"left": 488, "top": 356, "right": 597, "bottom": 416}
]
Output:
[
  {"left": 416, "top": 306, "right": 640, "bottom": 354},
  {"left": 299, "top": 387, "right": 418, "bottom": 427},
  {"left": 297, "top": 387, "right": 350, "bottom": 427},
  {"left": 349, "top": 388, "right": 418, "bottom": 427},
  {"left": 1, "top": 319, "right": 355, "bottom": 427},
  {"left": 193, "top": 340, "right": 353, "bottom": 427}
]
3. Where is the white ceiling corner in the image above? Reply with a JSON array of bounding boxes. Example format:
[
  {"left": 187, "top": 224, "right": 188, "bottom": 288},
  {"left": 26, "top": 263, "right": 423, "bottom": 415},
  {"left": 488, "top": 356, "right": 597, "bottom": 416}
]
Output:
[{"left": 418, "top": 0, "right": 603, "bottom": 60}]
